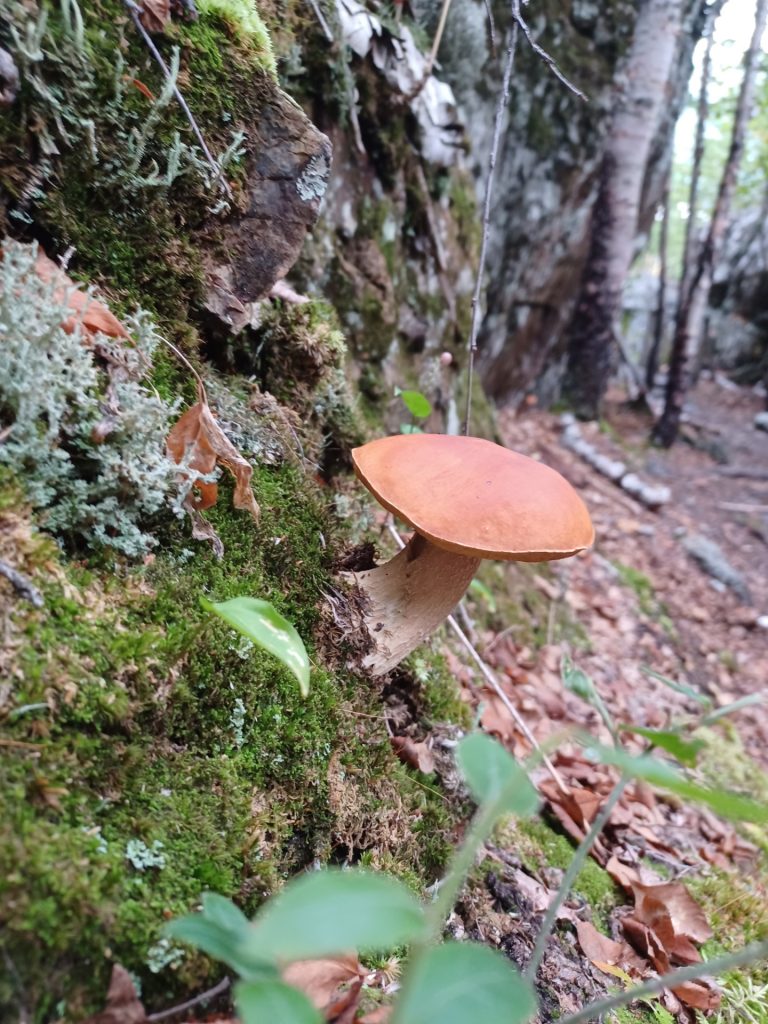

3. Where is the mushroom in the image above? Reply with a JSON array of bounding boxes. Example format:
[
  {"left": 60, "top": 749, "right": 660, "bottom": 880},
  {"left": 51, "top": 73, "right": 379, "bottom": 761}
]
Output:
[{"left": 348, "top": 433, "right": 594, "bottom": 675}]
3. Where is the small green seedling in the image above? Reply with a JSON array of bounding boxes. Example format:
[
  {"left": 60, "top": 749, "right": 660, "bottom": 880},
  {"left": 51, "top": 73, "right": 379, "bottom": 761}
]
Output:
[
  {"left": 395, "top": 387, "right": 432, "bottom": 434},
  {"left": 167, "top": 728, "right": 768, "bottom": 1024},
  {"left": 201, "top": 596, "right": 311, "bottom": 696}
]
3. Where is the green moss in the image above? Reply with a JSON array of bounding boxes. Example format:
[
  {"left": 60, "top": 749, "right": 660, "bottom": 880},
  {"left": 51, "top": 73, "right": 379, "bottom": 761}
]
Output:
[
  {"left": 196, "top": 0, "right": 277, "bottom": 75},
  {"left": 514, "top": 818, "right": 621, "bottom": 924}
]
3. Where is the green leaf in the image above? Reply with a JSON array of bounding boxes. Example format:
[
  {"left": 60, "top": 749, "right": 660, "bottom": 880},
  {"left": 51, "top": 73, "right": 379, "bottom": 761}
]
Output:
[
  {"left": 586, "top": 744, "right": 768, "bottom": 823},
  {"left": 457, "top": 734, "right": 539, "bottom": 816},
  {"left": 393, "top": 942, "right": 537, "bottom": 1024},
  {"left": 202, "top": 596, "right": 310, "bottom": 696},
  {"left": 200, "top": 892, "right": 250, "bottom": 931},
  {"left": 618, "top": 726, "right": 705, "bottom": 767},
  {"left": 236, "top": 980, "right": 323, "bottom": 1024},
  {"left": 166, "top": 912, "right": 275, "bottom": 982},
  {"left": 399, "top": 390, "right": 432, "bottom": 419},
  {"left": 244, "top": 869, "right": 425, "bottom": 963},
  {"left": 561, "top": 656, "right": 596, "bottom": 701}
]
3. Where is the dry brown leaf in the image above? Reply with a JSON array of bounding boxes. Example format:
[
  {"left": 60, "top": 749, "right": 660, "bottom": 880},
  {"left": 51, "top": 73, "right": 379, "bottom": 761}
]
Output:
[
  {"left": 359, "top": 1008, "right": 392, "bottom": 1024},
  {"left": 631, "top": 882, "right": 712, "bottom": 945},
  {"left": 138, "top": 0, "right": 171, "bottom": 32},
  {"left": 283, "top": 956, "right": 365, "bottom": 1021},
  {"left": 82, "top": 964, "right": 147, "bottom": 1024},
  {"left": 34, "top": 250, "right": 129, "bottom": 339},
  {"left": 672, "top": 978, "right": 721, "bottom": 1012},
  {"left": 390, "top": 736, "right": 435, "bottom": 774},
  {"left": 167, "top": 384, "right": 260, "bottom": 553},
  {"left": 581, "top": 921, "right": 634, "bottom": 966}
]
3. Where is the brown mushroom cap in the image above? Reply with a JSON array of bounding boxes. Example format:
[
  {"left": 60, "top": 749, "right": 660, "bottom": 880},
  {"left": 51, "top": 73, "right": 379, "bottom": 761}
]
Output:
[{"left": 352, "top": 433, "right": 594, "bottom": 561}]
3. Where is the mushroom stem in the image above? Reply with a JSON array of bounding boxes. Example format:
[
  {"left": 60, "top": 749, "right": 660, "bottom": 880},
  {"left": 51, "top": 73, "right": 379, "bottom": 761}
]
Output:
[{"left": 352, "top": 532, "right": 480, "bottom": 676}]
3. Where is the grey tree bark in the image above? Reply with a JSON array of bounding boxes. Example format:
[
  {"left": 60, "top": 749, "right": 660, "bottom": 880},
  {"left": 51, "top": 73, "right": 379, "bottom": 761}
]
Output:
[
  {"left": 562, "top": 0, "right": 687, "bottom": 419},
  {"left": 654, "top": 0, "right": 768, "bottom": 446}
]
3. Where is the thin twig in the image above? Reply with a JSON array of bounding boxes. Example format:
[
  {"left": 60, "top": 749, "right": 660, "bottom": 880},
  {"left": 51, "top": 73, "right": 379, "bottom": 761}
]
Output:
[
  {"left": 306, "top": 0, "right": 333, "bottom": 42},
  {"left": 510, "top": 0, "right": 587, "bottom": 101},
  {"left": 0, "top": 559, "right": 44, "bottom": 608},
  {"left": 525, "top": 773, "right": 630, "bottom": 979},
  {"left": 424, "top": 0, "right": 454, "bottom": 80},
  {"left": 464, "top": 20, "right": 519, "bottom": 434},
  {"left": 147, "top": 977, "right": 230, "bottom": 1022},
  {"left": 559, "top": 940, "right": 768, "bottom": 1024},
  {"left": 385, "top": 524, "right": 569, "bottom": 795},
  {"left": 122, "top": 1, "right": 232, "bottom": 197},
  {"left": 482, "top": 0, "right": 497, "bottom": 56}
]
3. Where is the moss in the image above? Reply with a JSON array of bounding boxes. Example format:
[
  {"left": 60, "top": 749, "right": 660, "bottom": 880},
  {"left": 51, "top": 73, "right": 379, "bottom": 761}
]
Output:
[{"left": 513, "top": 818, "right": 621, "bottom": 925}]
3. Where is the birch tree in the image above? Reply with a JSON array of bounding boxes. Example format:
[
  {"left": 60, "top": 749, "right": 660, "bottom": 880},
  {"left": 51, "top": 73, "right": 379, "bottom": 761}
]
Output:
[
  {"left": 562, "top": 0, "right": 688, "bottom": 419},
  {"left": 653, "top": 0, "right": 768, "bottom": 446}
]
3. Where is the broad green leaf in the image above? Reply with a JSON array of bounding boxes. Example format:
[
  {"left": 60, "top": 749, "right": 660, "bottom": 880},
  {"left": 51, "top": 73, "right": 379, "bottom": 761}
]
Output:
[
  {"left": 202, "top": 596, "right": 310, "bottom": 696},
  {"left": 619, "top": 725, "right": 705, "bottom": 767},
  {"left": 640, "top": 665, "right": 711, "bottom": 707},
  {"left": 393, "top": 942, "right": 537, "bottom": 1024},
  {"left": 457, "top": 734, "right": 539, "bottom": 816},
  {"left": 200, "top": 892, "right": 250, "bottom": 931},
  {"left": 399, "top": 390, "right": 432, "bottom": 419},
  {"left": 244, "top": 869, "right": 425, "bottom": 963},
  {"left": 236, "top": 980, "right": 322, "bottom": 1024},
  {"left": 586, "top": 744, "right": 768, "bottom": 823},
  {"left": 165, "top": 913, "right": 276, "bottom": 982}
]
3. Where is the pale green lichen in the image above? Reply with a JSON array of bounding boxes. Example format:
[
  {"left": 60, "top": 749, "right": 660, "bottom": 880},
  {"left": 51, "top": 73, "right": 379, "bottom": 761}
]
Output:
[{"left": 0, "top": 242, "right": 179, "bottom": 556}]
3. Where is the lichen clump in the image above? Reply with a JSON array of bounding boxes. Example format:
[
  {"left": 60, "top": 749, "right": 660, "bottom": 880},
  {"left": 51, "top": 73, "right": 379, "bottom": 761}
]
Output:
[{"left": 0, "top": 242, "right": 178, "bottom": 556}]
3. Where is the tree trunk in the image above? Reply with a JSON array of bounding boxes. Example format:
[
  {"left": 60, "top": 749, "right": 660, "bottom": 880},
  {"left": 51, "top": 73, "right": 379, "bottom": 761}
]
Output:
[
  {"left": 563, "top": 0, "right": 686, "bottom": 419},
  {"left": 654, "top": 0, "right": 768, "bottom": 446},
  {"left": 645, "top": 179, "right": 670, "bottom": 392}
]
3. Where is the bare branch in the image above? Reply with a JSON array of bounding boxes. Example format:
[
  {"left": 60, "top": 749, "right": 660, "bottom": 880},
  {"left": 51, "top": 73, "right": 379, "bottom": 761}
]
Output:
[
  {"left": 147, "top": 977, "right": 230, "bottom": 1022},
  {"left": 511, "top": 0, "right": 587, "bottom": 101},
  {"left": 0, "top": 559, "right": 44, "bottom": 608},
  {"left": 464, "top": 21, "right": 519, "bottom": 434}
]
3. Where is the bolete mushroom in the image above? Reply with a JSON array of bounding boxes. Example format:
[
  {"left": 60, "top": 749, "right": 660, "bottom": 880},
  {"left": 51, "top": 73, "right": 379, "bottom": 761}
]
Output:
[{"left": 349, "top": 433, "right": 594, "bottom": 675}]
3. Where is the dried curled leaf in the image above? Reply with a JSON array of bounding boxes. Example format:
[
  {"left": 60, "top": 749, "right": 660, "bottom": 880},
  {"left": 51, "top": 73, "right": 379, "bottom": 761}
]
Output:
[
  {"left": 167, "top": 383, "right": 260, "bottom": 554},
  {"left": 283, "top": 955, "right": 366, "bottom": 1020},
  {"left": 82, "top": 965, "right": 147, "bottom": 1024},
  {"left": 34, "top": 250, "right": 129, "bottom": 339},
  {"left": 138, "top": 0, "right": 171, "bottom": 33},
  {"left": 390, "top": 736, "right": 435, "bottom": 774}
]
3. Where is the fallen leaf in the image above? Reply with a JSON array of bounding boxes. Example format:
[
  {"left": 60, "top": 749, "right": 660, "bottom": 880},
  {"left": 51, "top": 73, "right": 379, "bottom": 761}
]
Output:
[
  {"left": 283, "top": 956, "right": 365, "bottom": 1020},
  {"left": 672, "top": 978, "right": 721, "bottom": 1012},
  {"left": 575, "top": 920, "right": 626, "bottom": 966},
  {"left": 82, "top": 965, "right": 147, "bottom": 1024},
  {"left": 631, "top": 882, "right": 712, "bottom": 945},
  {"left": 34, "top": 250, "right": 128, "bottom": 339},
  {"left": 138, "top": 0, "right": 170, "bottom": 32},
  {"left": 390, "top": 736, "right": 435, "bottom": 774},
  {"left": 167, "top": 383, "right": 260, "bottom": 553}
]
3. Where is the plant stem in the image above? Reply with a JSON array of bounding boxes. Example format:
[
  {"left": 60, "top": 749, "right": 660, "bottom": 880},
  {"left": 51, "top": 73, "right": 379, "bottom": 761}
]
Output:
[
  {"left": 424, "top": 798, "right": 501, "bottom": 941},
  {"left": 559, "top": 940, "right": 768, "bottom": 1024},
  {"left": 524, "top": 773, "right": 629, "bottom": 979},
  {"left": 464, "top": 20, "right": 518, "bottom": 435}
]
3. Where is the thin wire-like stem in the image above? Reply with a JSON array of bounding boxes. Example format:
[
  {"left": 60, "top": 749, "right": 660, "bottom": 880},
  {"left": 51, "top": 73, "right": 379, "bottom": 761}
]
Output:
[
  {"left": 524, "top": 773, "right": 629, "bottom": 979},
  {"left": 122, "top": 0, "right": 232, "bottom": 197},
  {"left": 385, "top": 524, "right": 568, "bottom": 794},
  {"left": 464, "top": 21, "right": 519, "bottom": 434},
  {"left": 425, "top": 0, "right": 454, "bottom": 79},
  {"left": 510, "top": 0, "right": 587, "bottom": 101},
  {"left": 147, "top": 977, "right": 230, "bottom": 1022},
  {"left": 306, "top": 0, "right": 333, "bottom": 41},
  {"left": 559, "top": 940, "right": 768, "bottom": 1024}
]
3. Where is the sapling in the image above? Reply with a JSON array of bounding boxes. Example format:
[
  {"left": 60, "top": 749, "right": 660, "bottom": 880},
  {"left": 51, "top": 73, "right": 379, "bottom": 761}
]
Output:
[{"left": 167, "top": 726, "right": 768, "bottom": 1024}]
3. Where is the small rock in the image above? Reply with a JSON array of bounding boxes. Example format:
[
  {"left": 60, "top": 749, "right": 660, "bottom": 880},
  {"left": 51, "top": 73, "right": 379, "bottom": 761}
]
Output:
[
  {"left": 754, "top": 412, "right": 768, "bottom": 433},
  {"left": 683, "top": 534, "right": 752, "bottom": 604},
  {"left": 757, "top": 615, "right": 768, "bottom": 629}
]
